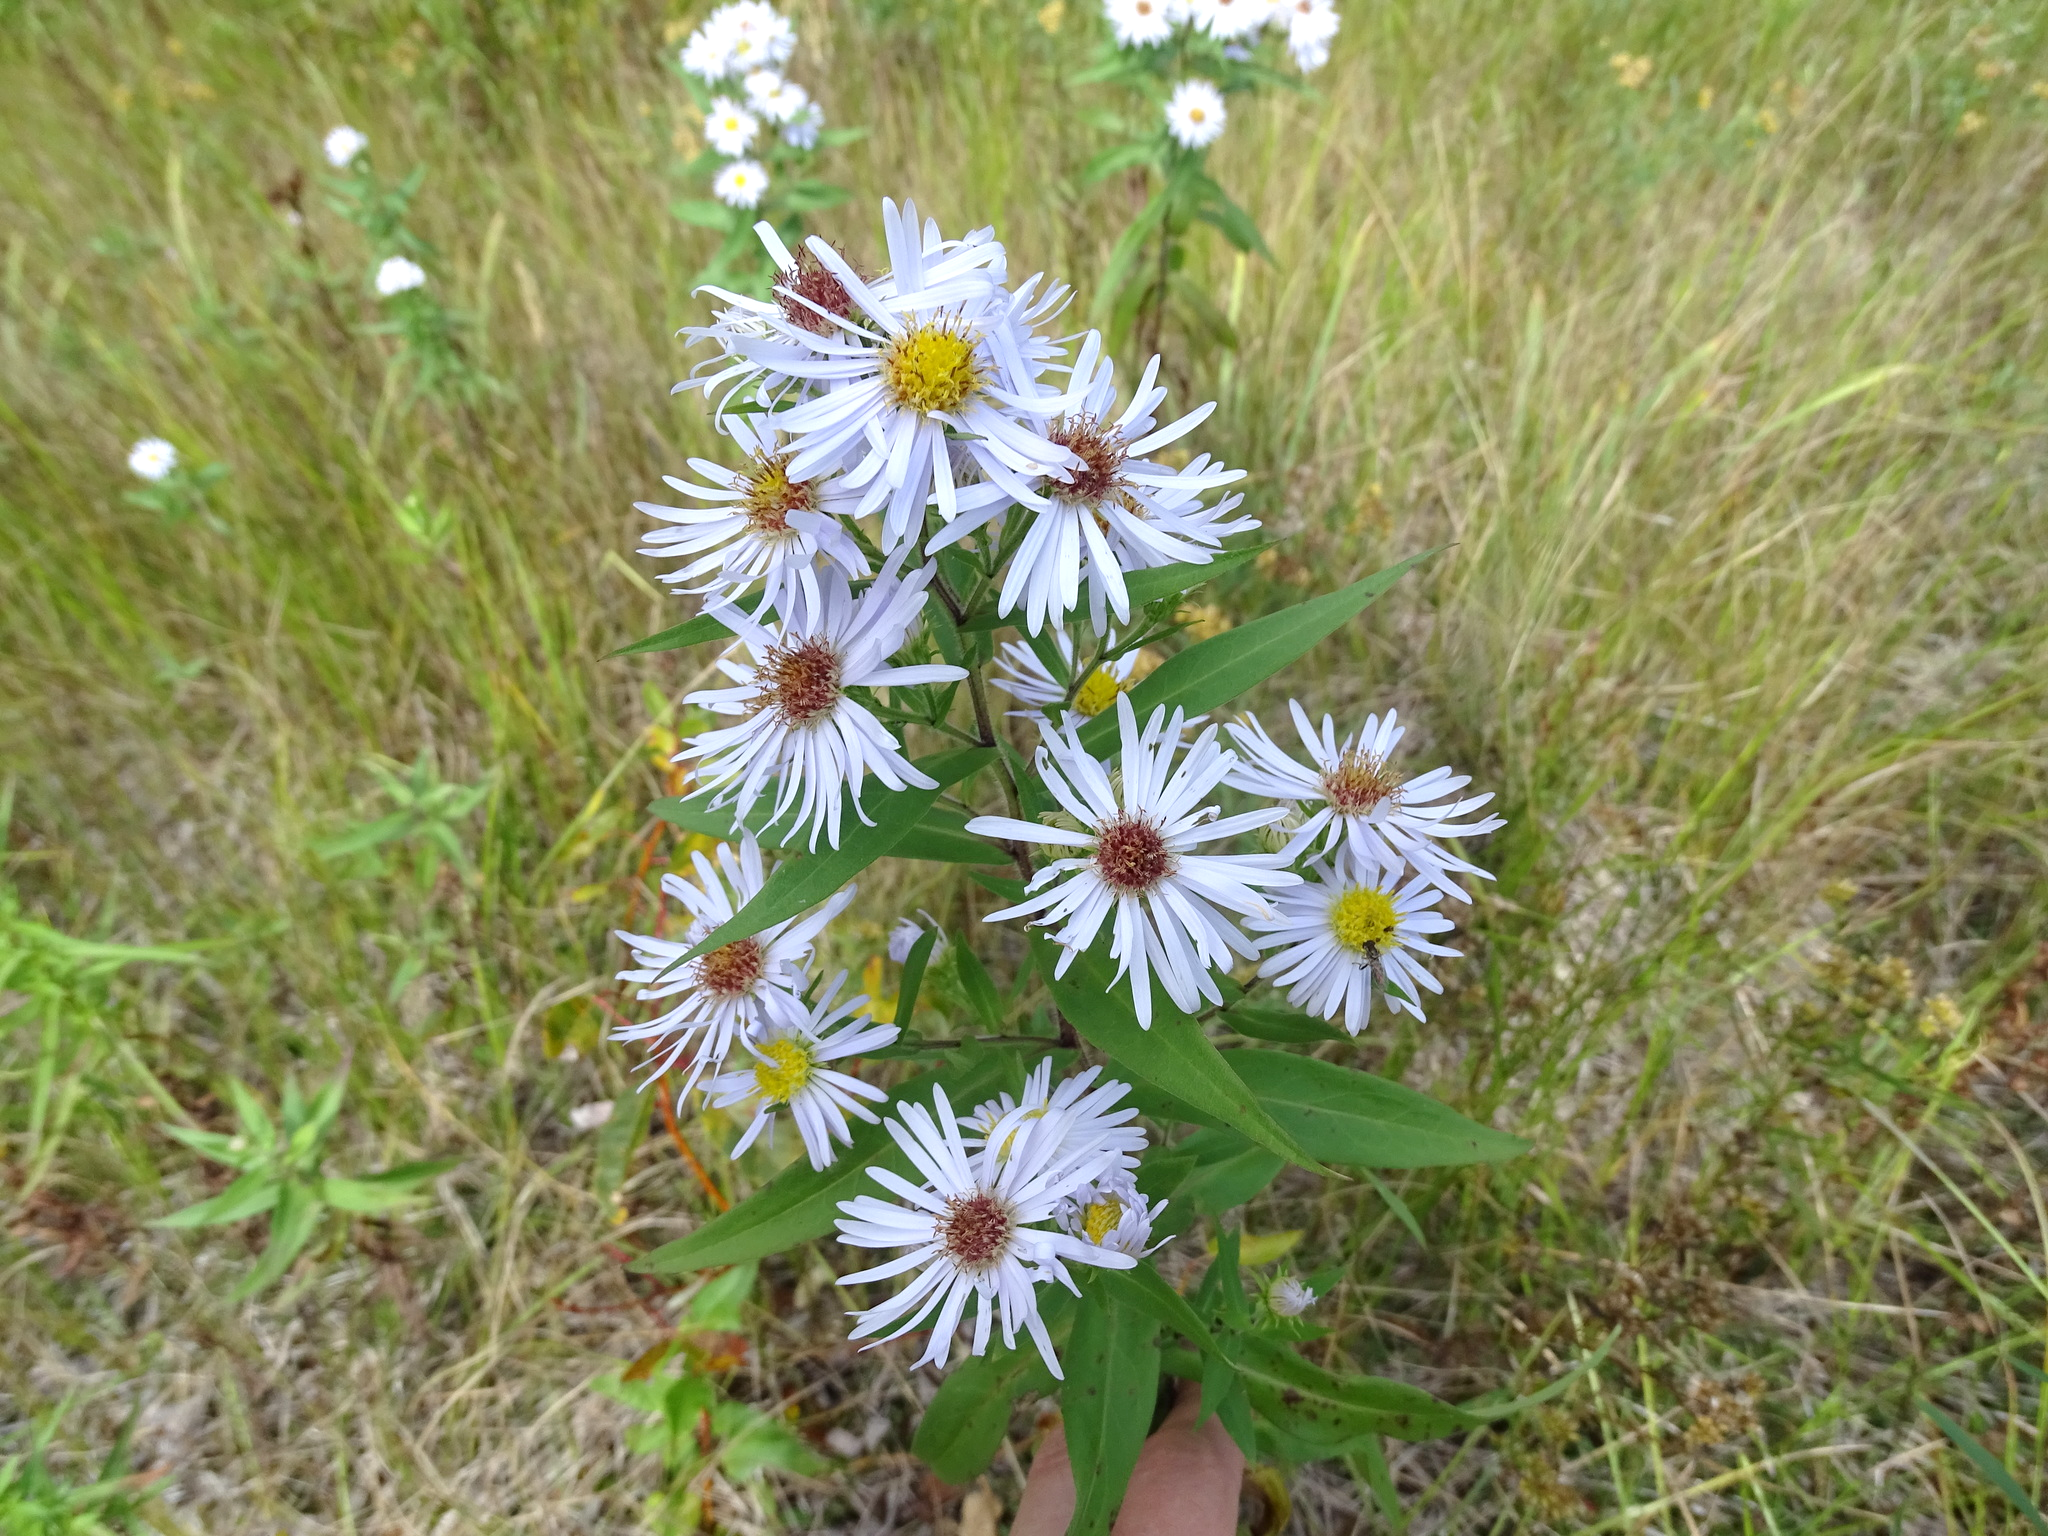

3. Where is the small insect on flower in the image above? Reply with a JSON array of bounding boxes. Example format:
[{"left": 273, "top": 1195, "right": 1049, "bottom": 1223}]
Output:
[
  {"left": 1165, "top": 79, "right": 1228, "bottom": 149},
  {"left": 704, "top": 97, "right": 761, "bottom": 156},
  {"left": 374, "top": 256, "right": 426, "bottom": 296},
  {"left": 323, "top": 124, "right": 368, "bottom": 168},
  {"left": 700, "top": 974, "right": 899, "bottom": 1170},
  {"left": 127, "top": 437, "right": 178, "bottom": 482},
  {"left": 713, "top": 159, "right": 770, "bottom": 209},
  {"left": 1268, "top": 1276, "right": 1317, "bottom": 1316},
  {"left": 966, "top": 696, "right": 1300, "bottom": 1027},
  {"left": 833, "top": 1083, "right": 1136, "bottom": 1378}
]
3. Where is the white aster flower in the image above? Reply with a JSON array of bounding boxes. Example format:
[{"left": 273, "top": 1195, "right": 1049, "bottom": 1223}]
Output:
[
  {"left": 963, "top": 1060, "right": 1149, "bottom": 1174},
  {"left": 1268, "top": 1275, "right": 1317, "bottom": 1316},
  {"left": 991, "top": 629, "right": 1140, "bottom": 728},
  {"left": 1105, "top": 0, "right": 1175, "bottom": 47},
  {"left": 683, "top": 555, "right": 968, "bottom": 851},
  {"left": 1224, "top": 702, "right": 1506, "bottom": 900},
  {"left": 1284, "top": 0, "right": 1338, "bottom": 70},
  {"left": 944, "top": 340, "right": 1250, "bottom": 635},
  {"left": 127, "top": 437, "right": 178, "bottom": 481},
  {"left": 1248, "top": 845, "right": 1460, "bottom": 1032},
  {"left": 681, "top": 23, "right": 736, "bottom": 80},
  {"left": 611, "top": 837, "right": 855, "bottom": 1087},
  {"left": 1192, "top": 0, "right": 1265, "bottom": 40},
  {"left": 720, "top": 0, "right": 796, "bottom": 72},
  {"left": 636, "top": 413, "right": 869, "bottom": 614},
  {"left": 322, "top": 124, "right": 368, "bottom": 168},
  {"left": 742, "top": 68, "right": 783, "bottom": 108},
  {"left": 1165, "top": 79, "right": 1228, "bottom": 149},
  {"left": 746, "top": 71, "right": 810, "bottom": 124},
  {"left": 833, "top": 1083, "right": 1135, "bottom": 1378},
  {"left": 766, "top": 197, "right": 1081, "bottom": 553},
  {"left": 713, "top": 159, "right": 770, "bottom": 209},
  {"left": 374, "top": 256, "right": 426, "bottom": 296},
  {"left": 781, "top": 101, "right": 825, "bottom": 148},
  {"left": 1056, "top": 1169, "right": 1167, "bottom": 1257},
  {"left": 888, "top": 912, "right": 946, "bottom": 964},
  {"left": 701, "top": 973, "right": 898, "bottom": 1170},
  {"left": 965, "top": 696, "right": 1300, "bottom": 1027},
  {"left": 705, "top": 97, "right": 761, "bottom": 156}
]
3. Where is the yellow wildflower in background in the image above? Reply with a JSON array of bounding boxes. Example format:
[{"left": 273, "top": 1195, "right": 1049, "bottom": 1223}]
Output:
[
  {"left": 1975, "top": 58, "right": 2015, "bottom": 81},
  {"left": 1037, "top": 0, "right": 1065, "bottom": 32},
  {"left": 1609, "top": 53, "right": 1653, "bottom": 90},
  {"left": 1957, "top": 110, "right": 1987, "bottom": 137},
  {"left": 860, "top": 955, "right": 899, "bottom": 1024},
  {"left": 1697, "top": 86, "right": 1715, "bottom": 109},
  {"left": 1757, "top": 106, "right": 1781, "bottom": 134},
  {"left": 1917, "top": 993, "right": 1964, "bottom": 1040},
  {"left": 2030, "top": 80, "right": 2048, "bottom": 100}
]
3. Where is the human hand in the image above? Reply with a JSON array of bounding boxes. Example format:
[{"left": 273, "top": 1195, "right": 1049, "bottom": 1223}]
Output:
[{"left": 1009, "top": 1377, "right": 1245, "bottom": 1536}]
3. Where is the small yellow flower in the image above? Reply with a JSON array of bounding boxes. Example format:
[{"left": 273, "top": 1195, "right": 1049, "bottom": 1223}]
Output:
[
  {"left": 1697, "top": 85, "right": 1716, "bottom": 109},
  {"left": 860, "top": 955, "right": 899, "bottom": 1024},
  {"left": 663, "top": 17, "right": 691, "bottom": 44},
  {"left": 1957, "top": 109, "right": 1987, "bottom": 137},
  {"left": 1975, "top": 58, "right": 2015, "bottom": 81},
  {"left": 1756, "top": 106, "right": 1781, "bottom": 134},
  {"left": 1037, "top": 0, "right": 1065, "bottom": 32},
  {"left": 1917, "top": 993, "right": 1964, "bottom": 1040},
  {"left": 2030, "top": 80, "right": 2048, "bottom": 101}
]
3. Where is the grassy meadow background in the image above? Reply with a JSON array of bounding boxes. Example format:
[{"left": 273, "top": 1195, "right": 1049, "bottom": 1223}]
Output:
[{"left": 4, "top": 0, "right": 2047, "bottom": 1531}]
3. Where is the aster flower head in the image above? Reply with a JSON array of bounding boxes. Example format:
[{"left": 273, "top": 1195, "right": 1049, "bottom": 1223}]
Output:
[
  {"left": 1224, "top": 702, "right": 1506, "bottom": 900},
  {"left": 682, "top": 554, "right": 968, "bottom": 851},
  {"left": 323, "top": 125, "right": 368, "bottom": 168},
  {"left": 700, "top": 973, "right": 898, "bottom": 1170},
  {"left": 945, "top": 339, "right": 1250, "bottom": 635},
  {"left": 962, "top": 1061, "right": 1150, "bottom": 1173},
  {"left": 833, "top": 1083, "right": 1136, "bottom": 1379},
  {"left": 1283, "top": 0, "right": 1339, "bottom": 70},
  {"left": 781, "top": 101, "right": 825, "bottom": 149},
  {"left": 1249, "top": 845, "right": 1460, "bottom": 1032},
  {"left": 127, "top": 437, "right": 178, "bottom": 482},
  {"left": 1105, "top": 0, "right": 1176, "bottom": 47},
  {"left": 1192, "top": 0, "right": 1265, "bottom": 39},
  {"left": 1165, "top": 79, "right": 1228, "bottom": 149},
  {"left": 610, "top": 836, "right": 854, "bottom": 1087},
  {"left": 761, "top": 197, "right": 1082, "bottom": 553},
  {"left": 1268, "top": 1275, "right": 1317, "bottom": 1316},
  {"left": 888, "top": 911, "right": 946, "bottom": 964},
  {"left": 713, "top": 159, "right": 770, "bottom": 209},
  {"left": 744, "top": 70, "right": 810, "bottom": 124},
  {"left": 705, "top": 97, "right": 760, "bottom": 156},
  {"left": 636, "top": 412, "right": 869, "bottom": 614},
  {"left": 720, "top": 0, "right": 797, "bottom": 73},
  {"left": 965, "top": 696, "right": 1301, "bottom": 1027},
  {"left": 374, "top": 256, "right": 426, "bottom": 296},
  {"left": 991, "top": 629, "right": 1140, "bottom": 727},
  {"left": 1056, "top": 1168, "right": 1168, "bottom": 1257}
]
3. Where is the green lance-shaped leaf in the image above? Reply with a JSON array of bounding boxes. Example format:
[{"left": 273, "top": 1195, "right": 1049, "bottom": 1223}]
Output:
[
  {"left": 676, "top": 748, "right": 994, "bottom": 963},
  {"left": 1095, "top": 1265, "right": 1216, "bottom": 1357},
  {"left": 1176, "top": 1126, "right": 1285, "bottom": 1216},
  {"left": 1234, "top": 1333, "right": 1477, "bottom": 1451},
  {"left": 151, "top": 1168, "right": 281, "bottom": 1229},
  {"left": 632, "top": 1048, "right": 1014, "bottom": 1275},
  {"left": 230, "top": 1177, "right": 326, "bottom": 1300},
  {"left": 913, "top": 1288, "right": 1072, "bottom": 1482},
  {"left": 1078, "top": 548, "right": 1443, "bottom": 753},
  {"left": 894, "top": 927, "right": 939, "bottom": 1028},
  {"left": 1036, "top": 938, "right": 1328, "bottom": 1175},
  {"left": 1063, "top": 1286, "right": 1162, "bottom": 1536},
  {"left": 320, "top": 1157, "right": 459, "bottom": 1214},
  {"left": 1226, "top": 1052, "right": 1528, "bottom": 1169},
  {"left": 607, "top": 591, "right": 771, "bottom": 658},
  {"left": 1924, "top": 1401, "right": 2048, "bottom": 1536},
  {"left": 1220, "top": 1000, "right": 1347, "bottom": 1044}
]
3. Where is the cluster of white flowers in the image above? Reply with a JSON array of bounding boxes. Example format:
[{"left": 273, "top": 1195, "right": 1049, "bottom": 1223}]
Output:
[
  {"left": 679, "top": 0, "right": 828, "bottom": 209},
  {"left": 834, "top": 1062, "right": 1162, "bottom": 1378},
  {"left": 1106, "top": 0, "right": 1338, "bottom": 69}
]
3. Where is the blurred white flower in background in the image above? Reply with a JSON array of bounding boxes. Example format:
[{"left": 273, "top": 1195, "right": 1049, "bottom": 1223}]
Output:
[
  {"left": 1105, "top": 0, "right": 1175, "bottom": 47},
  {"left": 374, "top": 256, "right": 426, "bottom": 296},
  {"left": 705, "top": 97, "right": 761, "bottom": 155},
  {"left": 713, "top": 159, "right": 770, "bottom": 209},
  {"left": 888, "top": 913, "right": 946, "bottom": 964},
  {"left": 1283, "top": 0, "right": 1339, "bottom": 71},
  {"left": 127, "top": 437, "right": 178, "bottom": 481},
  {"left": 1164, "top": 79, "right": 1227, "bottom": 148},
  {"left": 323, "top": 124, "right": 368, "bottom": 168},
  {"left": 1269, "top": 1276, "right": 1317, "bottom": 1316},
  {"left": 781, "top": 103, "right": 824, "bottom": 149}
]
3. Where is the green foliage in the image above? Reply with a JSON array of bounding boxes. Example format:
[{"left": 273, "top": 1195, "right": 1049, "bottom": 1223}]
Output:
[
  {"left": 0, "top": 1398, "right": 158, "bottom": 1536},
  {"left": 310, "top": 754, "right": 492, "bottom": 885},
  {"left": 153, "top": 1072, "right": 455, "bottom": 1299}
]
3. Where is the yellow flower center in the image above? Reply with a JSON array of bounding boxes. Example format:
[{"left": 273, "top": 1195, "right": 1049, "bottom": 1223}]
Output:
[
  {"left": 1082, "top": 1198, "right": 1124, "bottom": 1245},
  {"left": 1329, "top": 886, "right": 1399, "bottom": 955},
  {"left": 1072, "top": 668, "right": 1126, "bottom": 718},
  {"left": 996, "top": 1106, "right": 1046, "bottom": 1158},
  {"left": 883, "top": 322, "right": 983, "bottom": 414},
  {"left": 751, "top": 1037, "right": 814, "bottom": 1104}
]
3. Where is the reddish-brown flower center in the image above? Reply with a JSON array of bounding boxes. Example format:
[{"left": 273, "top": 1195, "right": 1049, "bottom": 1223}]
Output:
[
  {"left": 1320, "top": 749, "right": 1403, "bottom": 815},
  {"left": 741, "top": 452, "right": 812, "bottom": 535},
  {"left": 754, "top": 637, "right": 842, "bottom": 727},
  {"left": 695, "top": 938, "right": 764, "bottom": 999},
  {"left": 1047, "top": 414, "right": 1129, "bottom": 507},
  {"left": 1093, "top": 815, "right": 1174, "bottom": 895},
  {"left": 776, "top": 245, "right": 861, "bottom": 337},
  {"left": 938, "top": 1191, "right": 1015, "bottom": 1270}
]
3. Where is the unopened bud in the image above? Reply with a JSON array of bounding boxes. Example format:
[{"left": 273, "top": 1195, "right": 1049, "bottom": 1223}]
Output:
[{"left": 1038, "top": 809, "right": 1086, "bottom": 835}]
